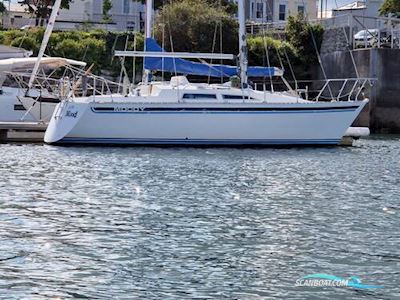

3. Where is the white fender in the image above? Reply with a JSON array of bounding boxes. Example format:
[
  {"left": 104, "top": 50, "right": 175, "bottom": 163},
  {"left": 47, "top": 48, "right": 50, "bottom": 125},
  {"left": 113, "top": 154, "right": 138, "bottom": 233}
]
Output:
[{"left": 344, "top": 127, "right": 370, "bottom": 138}]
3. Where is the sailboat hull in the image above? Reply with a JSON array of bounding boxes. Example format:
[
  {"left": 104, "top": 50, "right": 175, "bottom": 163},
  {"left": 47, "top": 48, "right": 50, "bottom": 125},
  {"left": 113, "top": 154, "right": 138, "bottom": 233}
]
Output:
[
  {"left": 18, "top": 96, "right": 58, "bottom": 123},
  {"left": 0, "top": 87, "right": 35, "bottom": 122},
  {"left": 45, "top": 100, "right": 368, "bottom": 146}
]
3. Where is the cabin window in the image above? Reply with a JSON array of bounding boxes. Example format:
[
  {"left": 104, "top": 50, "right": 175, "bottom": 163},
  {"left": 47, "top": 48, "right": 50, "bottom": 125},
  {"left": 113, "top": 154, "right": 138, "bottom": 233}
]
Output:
[
  {"left": 182, "top": 94, "right": 217, "bottom": 99},
  {"left": 223, "top": 95, "right": 255, "bottom": 100},
  {"left": 93, "top": 107, "right": 115, "bottom": 112},
  {"left": 14, "top": 105, "right": 26, "bottom": 111},
  {"left": 279, "top": 4, "right": 286, "bottom": 21},
  {"left": 223, "top": 95, "right": 245, "bottom": 99}
]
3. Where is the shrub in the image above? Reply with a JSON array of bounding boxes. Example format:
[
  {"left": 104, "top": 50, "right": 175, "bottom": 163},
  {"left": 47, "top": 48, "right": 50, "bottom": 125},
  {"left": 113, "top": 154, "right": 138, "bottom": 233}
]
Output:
[
  {"left": 285, "top": 14, "right": 324, "bottom": 65},
  {"left": 153, "top": 0, "right": 238, "bottom": 54},
  {"left": 10, "top": 36, "right": 39, "bottom": 54}
]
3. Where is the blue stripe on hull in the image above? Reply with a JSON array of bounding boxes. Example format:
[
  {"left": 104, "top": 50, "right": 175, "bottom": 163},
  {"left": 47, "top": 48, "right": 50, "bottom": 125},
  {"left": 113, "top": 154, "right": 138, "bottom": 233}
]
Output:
[
  {"left": 91, "top": 109, "right": 357, "bottom": 115},
  {"left": 59, "top": 137, "right": 341, "bottom": 146}
]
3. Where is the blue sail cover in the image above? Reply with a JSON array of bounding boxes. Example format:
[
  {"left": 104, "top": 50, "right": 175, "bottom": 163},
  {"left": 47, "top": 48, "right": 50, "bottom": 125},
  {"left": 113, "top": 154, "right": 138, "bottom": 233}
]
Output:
[{"left": 144, "top": 38, "right": 278, "bottom": 78}]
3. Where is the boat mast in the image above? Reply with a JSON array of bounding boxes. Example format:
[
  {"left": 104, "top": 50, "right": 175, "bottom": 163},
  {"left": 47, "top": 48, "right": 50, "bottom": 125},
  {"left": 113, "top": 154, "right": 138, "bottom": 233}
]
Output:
[
  {"left": 28, "top": 0, "right": 62, "bottom": 89},
  {"left": 238, "top": 0, "right": 248, "bottom": 86},
  {"left": 143, "top": 0, "right": 153, "bottom": 84}
]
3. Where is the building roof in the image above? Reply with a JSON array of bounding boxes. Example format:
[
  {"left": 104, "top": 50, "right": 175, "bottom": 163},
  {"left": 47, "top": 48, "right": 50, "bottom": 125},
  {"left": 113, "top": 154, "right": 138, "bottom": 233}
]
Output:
[
  {"left": 5, "top": 3, "right": 30, "bottom": 14},
  {"left": 333, "top": 1, "right": 367, "bottom": 11}
]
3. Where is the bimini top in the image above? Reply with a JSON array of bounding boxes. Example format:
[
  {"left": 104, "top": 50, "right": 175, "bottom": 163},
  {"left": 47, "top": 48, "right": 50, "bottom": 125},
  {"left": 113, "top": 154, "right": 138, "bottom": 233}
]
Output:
[
  {"left": 144, "top": 38, "right": 283, "bottom": 78},
  {"left": 0, "top": 57, "right": 87, "bottom": 74}
]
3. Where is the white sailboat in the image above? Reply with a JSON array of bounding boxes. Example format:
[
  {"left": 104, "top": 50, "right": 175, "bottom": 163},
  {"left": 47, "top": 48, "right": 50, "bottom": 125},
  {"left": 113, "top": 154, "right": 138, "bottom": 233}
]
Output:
[
  {"left": 0, "top": 0, "right": 69, "bottom": 123},
  {"left": 0, "top": 57, "right": 86, "bottom": 122},
  {"left": 44, "top": 0, "right": 369, "bottom": 146}
]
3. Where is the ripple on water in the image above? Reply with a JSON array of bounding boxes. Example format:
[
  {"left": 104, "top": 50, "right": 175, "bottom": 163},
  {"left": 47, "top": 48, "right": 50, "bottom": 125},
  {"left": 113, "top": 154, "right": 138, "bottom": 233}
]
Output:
[{"left": 0, "top": 138, "right": 399, "bottom": 298}]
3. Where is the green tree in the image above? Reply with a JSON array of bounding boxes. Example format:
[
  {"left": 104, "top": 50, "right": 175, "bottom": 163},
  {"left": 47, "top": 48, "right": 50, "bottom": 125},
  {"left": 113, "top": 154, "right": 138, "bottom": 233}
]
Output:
[
  {"left": 247, "top": 36, "right": 298, "bottom": 70},
  {"left": 0, "top": 2, "right": 6, "bottom": 14},
  {"left": 285, "top": 14, "right": 324, "bottom": 65},
  {"left": 18, "top": 0, "right": 72, "bottom": 26},
  {"left": 0, "top": 2, "right": 6, "bottom": 28},
  {"left": 153, "top": 0, "right": 238, "bottom": 54},
  {"left": 141, "top": 0, "right": 236, "bottom": 14},
  {"left": 140, "top": 0, "right": 164, "bottom": 9},
  {"left": 11, "top": 36, "right": 39, "bottom": 53},
  {"left": 206, "top": 0, "right": 237, "bottom": 15},
  {"left": 379, "top": 0, "right": 400, "bottom": 16},
  {"left": 102, "top": 0, "right": 113, "bottom": 23}
]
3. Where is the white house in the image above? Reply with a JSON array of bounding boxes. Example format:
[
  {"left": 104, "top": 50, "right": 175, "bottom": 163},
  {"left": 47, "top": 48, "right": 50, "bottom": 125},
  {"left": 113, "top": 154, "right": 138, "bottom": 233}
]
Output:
[
  {"left": 2, "top": 0, "right": 145, "bottom": 32},
  {"left": 326, "top": 0, "right": 386, "bottom": 30},
  {"left": 57, "top": 0, "right": 144, "bottom": 31},
  {"left": 1, "top": 3, "right": 33, "bottom": 29},
  {"left": 243, "top": 0, "right": 318, "bottom": 23}
]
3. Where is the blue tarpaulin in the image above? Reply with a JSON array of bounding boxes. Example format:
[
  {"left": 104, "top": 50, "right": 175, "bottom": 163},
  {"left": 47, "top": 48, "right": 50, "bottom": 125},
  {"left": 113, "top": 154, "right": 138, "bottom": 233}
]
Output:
[{"left": 144, "top": 38, "right": 278, "bottom": 78}]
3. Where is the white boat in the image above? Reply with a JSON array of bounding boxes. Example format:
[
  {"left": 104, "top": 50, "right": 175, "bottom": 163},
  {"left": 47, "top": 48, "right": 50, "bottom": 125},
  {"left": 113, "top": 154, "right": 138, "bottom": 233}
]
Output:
[
  {"left": 44, "top": 76, "right": 368, "bottom": 145},
  {"left": 0, "top": 57, "right": 86, "bottom": 122},
  {"left": 44, "top": 0, "right": 370, "bottom": 146},
  {"left": 0, "top": 45, "right": 32, "bottom": 59}
]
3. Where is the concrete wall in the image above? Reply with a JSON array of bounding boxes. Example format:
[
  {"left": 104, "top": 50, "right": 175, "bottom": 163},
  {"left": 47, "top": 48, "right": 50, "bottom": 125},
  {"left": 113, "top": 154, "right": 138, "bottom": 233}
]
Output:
[
  {"left": 320, "top": 48, "right": 400, "bottom": 133},
  {"left": 59, "top": 0, "right": 93, "bottom": 22},
  {"left": 320, "top": 27, "right": 350, "bottom": 54}
]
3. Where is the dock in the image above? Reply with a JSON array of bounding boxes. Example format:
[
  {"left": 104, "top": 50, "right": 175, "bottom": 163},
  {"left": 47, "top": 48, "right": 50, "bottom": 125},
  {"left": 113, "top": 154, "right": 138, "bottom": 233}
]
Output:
[{"left": 0, "top": 122, "right": 48, "bottom": 143}]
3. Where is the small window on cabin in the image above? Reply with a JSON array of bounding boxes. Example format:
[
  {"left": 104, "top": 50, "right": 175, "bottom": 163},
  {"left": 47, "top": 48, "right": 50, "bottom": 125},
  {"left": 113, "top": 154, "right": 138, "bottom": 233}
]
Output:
[
  {"left": 223, "top": 95, "right": 255, "bottom": 100},
  {"left": 182, "top": 94, "right": 217, "bottom": 99},
  {"left": 14, "top": 104, "right": 26, "bottom": 111},
  {"left": 223, "top": 95, "right": 245, "bottom": 100}
]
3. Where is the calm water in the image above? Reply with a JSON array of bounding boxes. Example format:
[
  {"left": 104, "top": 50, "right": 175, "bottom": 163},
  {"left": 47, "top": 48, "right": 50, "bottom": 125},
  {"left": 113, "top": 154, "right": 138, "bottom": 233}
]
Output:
[{"left": 0, "top": 136, "right": 399, "bottom": 299}]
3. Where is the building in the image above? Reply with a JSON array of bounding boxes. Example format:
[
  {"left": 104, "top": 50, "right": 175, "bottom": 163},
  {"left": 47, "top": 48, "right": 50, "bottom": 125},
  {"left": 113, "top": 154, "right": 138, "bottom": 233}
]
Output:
[
  {"left": 243, "top": 0, "right": 318, "bottom": 23},
  {"left": 2, "top": 0, "right": 145, "bottom": 32},
  {"left": 325, "top": 0, "right": 386, "bottom": 30},
  {"left": 1, "top": 3, "right": 33, "bottom": 29},
  {"left": 57, "top": 0, "right": 145, "bottom": 31},
  {"left": 331, "top": 0, "right": 383, "bottom": 19}
]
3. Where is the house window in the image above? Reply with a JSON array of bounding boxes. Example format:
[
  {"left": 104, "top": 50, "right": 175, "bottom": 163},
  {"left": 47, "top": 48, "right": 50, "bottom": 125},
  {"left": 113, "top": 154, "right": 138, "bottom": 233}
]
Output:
[
  {"left": 298, "top": 5, "right": 305, "bottom": 15},
  {"left": 127, "top": 21, "right": 136, "bottom": 31},
  {"left": 251, "top": 2, "right": 254, "bottom": 19},
  {"left": 123, "top": 0, "right": 130, "bottom": 14},
  {"left": 256, "top": 2, "right": 264, "bottom": 19},
  {"left": 279, "top": 4, "right": 286, "bottom": 21},
  {"left": 14, "top": 105, "right": 26, "bottom": 111}
]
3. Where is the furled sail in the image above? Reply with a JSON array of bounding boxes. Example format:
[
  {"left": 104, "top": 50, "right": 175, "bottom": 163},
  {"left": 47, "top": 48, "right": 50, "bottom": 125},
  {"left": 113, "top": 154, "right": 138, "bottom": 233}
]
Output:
[{"left": 144, "top": 38, "right": 282, "bottom": 78}]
